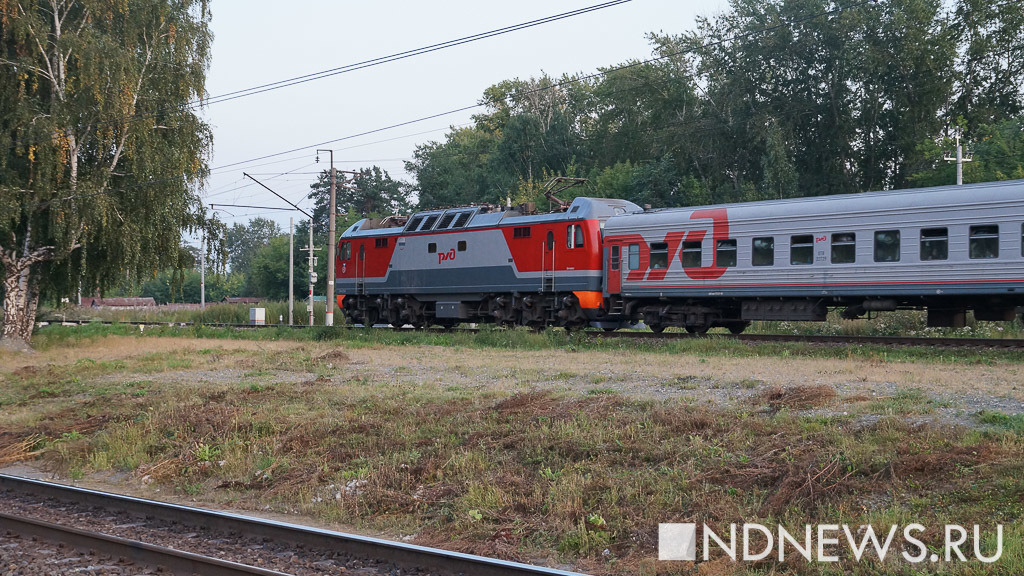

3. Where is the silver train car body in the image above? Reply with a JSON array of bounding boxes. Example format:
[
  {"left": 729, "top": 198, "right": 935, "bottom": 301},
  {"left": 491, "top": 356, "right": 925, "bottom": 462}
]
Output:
[{"left": 601, "top": 179, "right": 1024, "bottom": 332}]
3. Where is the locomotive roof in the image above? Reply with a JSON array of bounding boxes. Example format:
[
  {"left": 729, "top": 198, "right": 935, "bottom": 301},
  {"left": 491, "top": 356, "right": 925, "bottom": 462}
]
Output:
[
  {"left": 605, "top": 178, "right": 1024, "bottom": 230},
  {"left": 341, "top": 196, "right": 642, "bottom": 238}
]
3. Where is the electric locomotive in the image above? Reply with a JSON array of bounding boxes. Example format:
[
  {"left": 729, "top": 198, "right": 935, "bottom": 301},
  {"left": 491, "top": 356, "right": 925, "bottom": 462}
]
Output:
[{"left": 335, "top": 191, "right": 640, "bottom": 329}]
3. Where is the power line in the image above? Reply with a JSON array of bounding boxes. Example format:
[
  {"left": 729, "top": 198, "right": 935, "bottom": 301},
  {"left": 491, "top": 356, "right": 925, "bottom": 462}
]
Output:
[
  {"left": 4, "top": 1, "right": 632, "bottom": 154},
  {"left": 200, "top": 1, "right": 633, "bottom": 107},
  {"left": 209, "top": 0, "right": 877, "bottom": 173}
]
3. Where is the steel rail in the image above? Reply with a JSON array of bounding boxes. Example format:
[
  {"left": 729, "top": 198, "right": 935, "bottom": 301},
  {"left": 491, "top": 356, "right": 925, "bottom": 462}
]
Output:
[
  {"left": 0, "top": 474, "right": 588, "bottom": 576},
  {"left": 0, "top": 511, "right": 291, "bottom": 576}
]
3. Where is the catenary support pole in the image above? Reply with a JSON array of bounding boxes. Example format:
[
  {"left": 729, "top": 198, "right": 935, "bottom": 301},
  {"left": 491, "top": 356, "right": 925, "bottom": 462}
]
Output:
[{"left": 288, "top": 218, "right": 294, "bottom": 325}]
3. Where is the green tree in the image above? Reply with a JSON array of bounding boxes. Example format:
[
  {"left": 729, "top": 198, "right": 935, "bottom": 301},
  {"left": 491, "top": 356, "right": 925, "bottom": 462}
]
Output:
[
  {"left": 224, "top": 217, "right": 281, "bottom": 277},
  {"left": 247, "top": 234, "right": 318, "bottom": 301},
  {"left": 0, "top": 0, "right": 214, "bottom": 348},
  {"left": 910, "top": 117, "right": 1024, "bottom": 187}
]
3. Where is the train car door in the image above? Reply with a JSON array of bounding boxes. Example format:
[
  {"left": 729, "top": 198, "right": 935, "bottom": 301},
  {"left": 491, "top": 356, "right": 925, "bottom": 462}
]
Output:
[
  {"left": 542, "top": 230, "right": 555, "bottom": 291},
  {"left": 606, "top": 244, "right": 621, "bottom": 294}
]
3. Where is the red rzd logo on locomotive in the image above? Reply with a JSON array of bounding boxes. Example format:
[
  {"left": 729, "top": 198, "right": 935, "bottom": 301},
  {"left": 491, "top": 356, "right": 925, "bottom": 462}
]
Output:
[{"left": 437, "top": 248, "right": 456, "bottom": 264}]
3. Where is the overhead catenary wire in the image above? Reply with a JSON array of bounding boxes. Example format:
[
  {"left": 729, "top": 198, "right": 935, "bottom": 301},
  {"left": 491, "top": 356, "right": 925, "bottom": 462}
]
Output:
[
  {"left": 4, "top": 1, "right": 633, "bottom": 154},
  {"left": 209, "top": 0, "right": 878, "bottom": 173}
]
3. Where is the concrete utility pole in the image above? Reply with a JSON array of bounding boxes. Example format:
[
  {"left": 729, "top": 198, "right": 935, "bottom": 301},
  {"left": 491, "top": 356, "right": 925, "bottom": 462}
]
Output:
[
  {"left": 944, "top": 133, "right": 973, "bottom": 186},
  {"left": 200, "top": 232, "right": 205, "bottom": 311},
  {"left": 316, "top": 150, "right": 337, "bottom": 326},
  {"left": 288, "top": 218, "right": 294, "bottom": 326},
  {"left": 301, "top": 219, "right": 320, "bottom": 326}
]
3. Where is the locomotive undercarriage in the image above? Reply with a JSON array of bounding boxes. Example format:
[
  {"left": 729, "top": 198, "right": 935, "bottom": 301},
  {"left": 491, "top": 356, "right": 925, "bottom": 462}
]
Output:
[{"left": 342, "top": 292, "right": 593, "bottom": 330}]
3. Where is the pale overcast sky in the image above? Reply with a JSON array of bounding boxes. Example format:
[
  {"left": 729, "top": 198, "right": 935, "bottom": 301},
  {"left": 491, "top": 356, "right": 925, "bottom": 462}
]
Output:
[{"left": 201, "top": 0, "right": 729, "bottom": 229}]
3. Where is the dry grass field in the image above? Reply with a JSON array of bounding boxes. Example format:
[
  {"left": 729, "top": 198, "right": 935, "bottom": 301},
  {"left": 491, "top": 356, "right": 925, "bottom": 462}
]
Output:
[{"left": 1, "top": 327, "right": 1022, "bottom": 575}]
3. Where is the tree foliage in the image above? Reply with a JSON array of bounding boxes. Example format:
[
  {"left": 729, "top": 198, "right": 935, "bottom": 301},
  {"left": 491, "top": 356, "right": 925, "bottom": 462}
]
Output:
[
  {"left": 224, "top": 217, "right": 281, "bottom": 277},
  {"left": 405, "top": 0, "right": 1024, "bottom": 212},
  {"left": 0, "top": 0, "right": 215, "bottom": 347}
]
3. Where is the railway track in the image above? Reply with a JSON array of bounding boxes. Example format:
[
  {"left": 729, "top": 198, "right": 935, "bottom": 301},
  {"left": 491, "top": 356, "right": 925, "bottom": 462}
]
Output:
[
  {"left": 42, "top": 319, "right": 1024, "bottom": 349},
  {"left": 0, "top": 474, "right": 587, "bottom": 576}
]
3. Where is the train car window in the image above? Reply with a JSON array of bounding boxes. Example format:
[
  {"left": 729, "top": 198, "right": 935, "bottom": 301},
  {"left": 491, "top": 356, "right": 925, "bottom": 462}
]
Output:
[
  {"left": 374, "top": 238, "right": 389, "bottom": 249},
  {"left": 421, "top": 215, "right": 440, "bottom": 231},
  {"left": 682, "top": 241, "right": 702, "bottom": 268},
  {"left": 831, "top": 233, "right": 856, "bottom": 264},
  {"left": 513, "top": 227, "right": 531, "bottom": 239},
  {"left": 610, "top": 245, "right": 620, "bottom": 270},
  {"left": 428, "top": 243, "right": 437, "bottom": 254},
  {"left": 920, "top": 228, "right": 948, "bottom": 261},
  {"left": 340, "top": 242, "right": 351, "bottom": 260},
  {"left": 752, "top": 237, "right": 774, "bottom": 266},
  {"left": 406, "top": 216, "right": 424, "bottom": 232},
  {"left": 791, "top": 235, "right": 814, "bottom": 265},
  {"left": 969, "top": 225, "right": 999, "bottom": 259},
  {"left": 458, "top": 240, "right": 467, "bottom": 252},
  {"left": 453, "top": 212, "right": 472, "bottom": 228},
  {"left": 627, "top": 244, "right": 640, "bottom": 270},
  {"left": 716, "top": 239, "right": 737, "bottom": 267},
  {"left": 437, "top": 213, "right": 456, "bottom": 229},
  {"left": 650, "top": 242, "right": 669, "bottom": 269},
  {"left": 873, "top": 230, "right": 901, "bottom": 262}
]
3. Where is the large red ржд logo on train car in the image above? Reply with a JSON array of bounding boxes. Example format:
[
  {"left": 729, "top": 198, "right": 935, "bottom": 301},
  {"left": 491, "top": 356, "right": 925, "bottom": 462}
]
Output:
[
  {"left": 623, "top": 208, "right": 730, "bottom": 282},
  {"left": 682, "top": 208, "right": 729, "bottom": 280}
]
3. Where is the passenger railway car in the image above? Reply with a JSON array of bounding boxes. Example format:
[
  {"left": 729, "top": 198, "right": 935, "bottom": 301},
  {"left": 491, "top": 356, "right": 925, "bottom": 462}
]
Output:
[
  {"left": 335, "top": 196, "right": 641, "bottom": 328},
  {"left": 602, "top": 179, "right": 1024, "bottom": 333}
]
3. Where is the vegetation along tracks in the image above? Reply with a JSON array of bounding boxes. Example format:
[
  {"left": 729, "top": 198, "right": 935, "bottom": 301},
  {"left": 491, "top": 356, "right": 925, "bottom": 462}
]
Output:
[
  {"left": 41, "top": 319, "right": 1024, "bottom": 349},
  {"left": 0, "top": 474, "right": 588, "bottom": 576}
]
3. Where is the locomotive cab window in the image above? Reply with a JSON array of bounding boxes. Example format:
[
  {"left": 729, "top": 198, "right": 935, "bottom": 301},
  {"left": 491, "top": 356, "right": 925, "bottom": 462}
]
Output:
[
  {"left": 650, "top": 242, "right": 669, "bottom": 269},
  {"left": 831, "top": 233, "right": 856, "bottom": 264},
  {"left": 874, "top": 230, "right": 901, "bottom": 262},
  {"left": 340, "top": 242, "right": 351, "bottom": 260},
  {"left": 969, "top": 225, "right": 999, "bottom": 259},
  {"left": 566, "top": 224, "right": 585, "bottom": 249},
  {"left": 791, "top": 235, "right": 814, "bottom": 265},
  {"left": 752, "top": 237, "right": 774, "bottom": 266},
  {"left": 627, "top": 244, "right": 640, "bottom": 270},
  {"left": 716, "top": 239, "right": 737, "bottom": 267},
  {"left": 682, "top": 241, "right": 702, "bottom": 268},
  {"left": 920, "top": 228, "right": 948, "bottom": 261}
]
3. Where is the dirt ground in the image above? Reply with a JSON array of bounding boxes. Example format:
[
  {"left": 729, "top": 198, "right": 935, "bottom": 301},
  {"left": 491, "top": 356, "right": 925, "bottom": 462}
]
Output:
[{"left": 6, "top": 335, "right": 1022, "bottom": 423}]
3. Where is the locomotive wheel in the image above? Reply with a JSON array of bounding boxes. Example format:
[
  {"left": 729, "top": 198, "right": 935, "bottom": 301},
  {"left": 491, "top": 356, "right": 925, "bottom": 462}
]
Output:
[
  {"left": 648, "top": 323, "right": 665, "bottom": 334},
  {"left": 685, "top": 325, "right": 709, "bottom": 335},
  {"left": 364, "top": 307, "right": 379, "bottom": 327}
]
